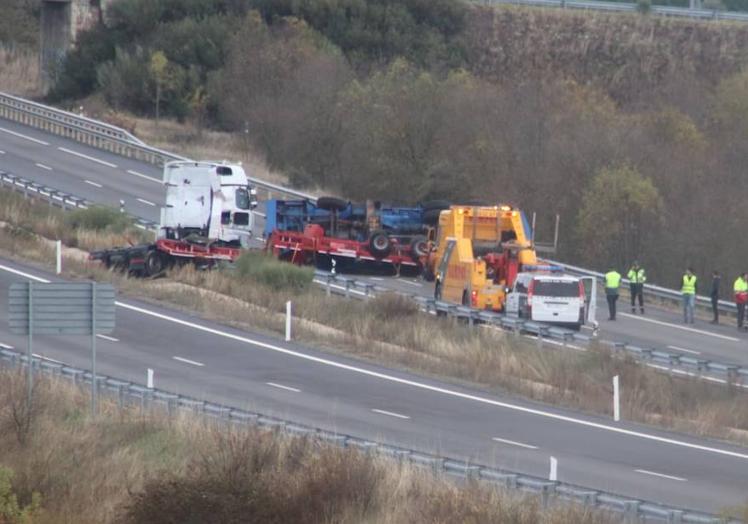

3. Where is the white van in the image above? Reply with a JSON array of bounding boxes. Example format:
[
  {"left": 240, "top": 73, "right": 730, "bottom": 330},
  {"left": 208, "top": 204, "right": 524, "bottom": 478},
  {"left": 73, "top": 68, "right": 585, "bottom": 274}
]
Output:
[{"left": 505, "top": 273, "right": 585, "bottom": 330}]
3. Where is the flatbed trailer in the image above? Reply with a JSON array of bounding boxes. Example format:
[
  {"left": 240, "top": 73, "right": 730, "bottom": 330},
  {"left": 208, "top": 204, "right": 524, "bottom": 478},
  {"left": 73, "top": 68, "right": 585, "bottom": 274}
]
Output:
[{"left": 89, "top": 237, "right": 242, "bottom": 277}]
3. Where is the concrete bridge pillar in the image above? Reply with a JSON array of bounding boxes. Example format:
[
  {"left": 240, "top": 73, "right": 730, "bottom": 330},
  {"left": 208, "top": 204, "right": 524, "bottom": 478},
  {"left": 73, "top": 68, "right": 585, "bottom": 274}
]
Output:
[{"left": 40, "top": 0, "right": 111, "bottom": 89}]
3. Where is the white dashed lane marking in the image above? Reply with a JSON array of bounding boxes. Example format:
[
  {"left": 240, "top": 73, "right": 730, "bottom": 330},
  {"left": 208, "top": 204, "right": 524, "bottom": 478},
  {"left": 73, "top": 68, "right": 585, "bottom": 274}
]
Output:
[
  {"left": 372, "top": 408, "right": 410, "bottom": 420},
  {"left": 84, "top": 180, "right": 102, "bottom": 188},
  {"left": 492, "top": 437, "right": 538, "bottom": 450},
  {"left": 172, "top": 356, "right": 205, "bottom": 367},
  {"left": 35, "top": 163, "right": 52, "bottom": 171},
  {"left": 58, "top": 147, "right": 117, "bottom": 168},
  {"left": 127, "top": 169, "right": 161, "bottom": 184},
  {"left": 0, "top": 127, "right": 49, "bottom": 145},
  {"left": 266, "top": 382, "right": 301, "bottom": 393},
  {"left": 136, "top": 198, "right": 156, "bottom": 206},
  {"left": 635, "top": 469, "right": 687, "bottom": 482}
]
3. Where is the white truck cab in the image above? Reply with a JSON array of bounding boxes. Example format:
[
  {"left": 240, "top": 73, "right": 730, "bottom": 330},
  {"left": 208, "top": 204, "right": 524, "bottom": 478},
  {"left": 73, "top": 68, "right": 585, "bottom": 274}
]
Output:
[
  {"left": 505, "top": 272, "right": 586, "bottom": 330},
  {"left": 160, "top": 161, "right": 257, "bottom": 246}
]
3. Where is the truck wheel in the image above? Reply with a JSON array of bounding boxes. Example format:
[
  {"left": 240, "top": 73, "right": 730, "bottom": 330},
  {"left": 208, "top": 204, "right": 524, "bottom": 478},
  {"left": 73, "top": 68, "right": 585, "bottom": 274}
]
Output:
[
  {"left": 410, "top": 235, "right": 429, "bottom": 258},
  {"left": 316, "top": 196, "right": 347, "bottom": 212},
  {"left": 423, "top": 209, "right": 443, "bottom": 226},
  {"left": 368, "top": 230, "right": 391, "bottom": 258},
  {"left": 144, "top": 250, "right": 166, "bottom": 277}
]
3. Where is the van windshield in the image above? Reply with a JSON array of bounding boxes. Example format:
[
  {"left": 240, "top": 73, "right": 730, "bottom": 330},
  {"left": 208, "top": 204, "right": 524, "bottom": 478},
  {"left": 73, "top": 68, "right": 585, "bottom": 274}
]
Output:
[{"left": 533, "top": 280, "right": 578, "bottom": 297}]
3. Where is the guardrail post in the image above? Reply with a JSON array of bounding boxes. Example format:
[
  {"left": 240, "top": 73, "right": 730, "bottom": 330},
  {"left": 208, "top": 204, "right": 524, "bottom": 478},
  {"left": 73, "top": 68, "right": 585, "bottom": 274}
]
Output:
[
  {"left": 623, "top": 501, "right": 641, "bottom": 523},
  {"left": 345, "top": 280, "right": 351, "bottom": 299},
  {"left": 326, "top": 275, "right": 331, "bottom": 297}
]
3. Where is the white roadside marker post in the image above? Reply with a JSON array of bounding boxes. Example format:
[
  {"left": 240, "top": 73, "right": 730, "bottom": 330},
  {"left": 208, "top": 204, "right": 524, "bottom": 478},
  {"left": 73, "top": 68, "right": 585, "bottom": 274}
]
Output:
[
  {"left": 549, "top": 456, "right": 558, "bottom": 481},
  {"left": 285, "top": 301, "right": 292, "bottom": 342},
  {"left": 147, "top": 368, "right": 154, "bottom": 389},
  {"left": 56, "top": 240, "right": 61, "bottom": 274},
  {"left": 613, "top": 375, "right": 621, "bottom": 422}
]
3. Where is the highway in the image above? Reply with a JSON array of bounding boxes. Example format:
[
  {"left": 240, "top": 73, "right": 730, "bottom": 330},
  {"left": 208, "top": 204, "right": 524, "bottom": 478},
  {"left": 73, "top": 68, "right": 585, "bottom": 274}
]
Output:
[
  {"left": 3, "top": 117, "right": 748, "bottom": 367},
  {"left": 0, "top": 256, "right": 746, "bottom": 514}
]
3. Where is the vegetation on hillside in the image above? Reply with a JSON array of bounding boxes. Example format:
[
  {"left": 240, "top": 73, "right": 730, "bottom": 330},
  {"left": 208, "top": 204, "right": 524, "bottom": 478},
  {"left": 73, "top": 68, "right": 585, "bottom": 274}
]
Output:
[{"left": 35, "top": 0, "right": 748, "bottom": 286}]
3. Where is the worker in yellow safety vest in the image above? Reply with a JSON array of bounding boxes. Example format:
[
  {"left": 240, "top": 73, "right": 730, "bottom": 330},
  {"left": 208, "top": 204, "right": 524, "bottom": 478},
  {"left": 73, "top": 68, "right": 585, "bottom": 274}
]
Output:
[
  {"left": 681, "top": 268, "right": 697, "bottom": 324},
  {"left": 627, "top": 261, "right": 646, "bottom": 314},
  {"left": 604, "top": 267, "right": 622, "bottom": 321},
  {"left": 733, "top": 272, "right": 748, "bottom": 331}
]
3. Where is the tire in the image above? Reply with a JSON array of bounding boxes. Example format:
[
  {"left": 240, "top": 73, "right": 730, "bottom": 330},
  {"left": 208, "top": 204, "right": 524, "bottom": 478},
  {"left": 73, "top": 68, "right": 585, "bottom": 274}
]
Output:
[
  {"left": 410, "top": 235, "right": 429, "bottom": 258},
  {"left": 421, "top": 199, "right": 450, "bottom": 212},
  {"left": 316, "top": 196, "right": 347, "bottom": 212},
  {"left": 423, "top": 208, "right": 443, "bottom": 225},
  {"left": 368, "top": 230, "right": 391, "bottom": 258},
  {"left": 144, "top": 249, "right": 166, "bottom": 277}
]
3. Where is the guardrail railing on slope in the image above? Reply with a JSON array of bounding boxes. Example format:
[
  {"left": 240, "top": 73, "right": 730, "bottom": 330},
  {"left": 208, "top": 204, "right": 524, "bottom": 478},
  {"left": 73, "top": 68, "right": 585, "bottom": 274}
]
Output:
[
  {"left": 482, "top": 0, "right": 748, "bottom": 21},
  {"left": 316, "top": 270, "right": 748, "bottom": 385},
  {"left": 0, "top": 92, "right": 317, "bottom": 203},
  {"left": 0, "top": 347, "right": 734, "bottom": 524}
]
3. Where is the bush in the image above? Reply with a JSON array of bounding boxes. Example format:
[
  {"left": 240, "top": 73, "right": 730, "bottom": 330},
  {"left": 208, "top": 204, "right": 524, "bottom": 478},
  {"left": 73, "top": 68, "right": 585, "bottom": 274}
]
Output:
[
  {"left": 234, "top": 251, "right": 314, "bottom": 291},
  {"left": 65, "top": 206, "right": 132, "bottom": 233},
  {"left": 369, "top": 292, "right": 420, "bottom": 322},
  {"left": 0, "top": 467, "right": 42, "bottom": 523}
]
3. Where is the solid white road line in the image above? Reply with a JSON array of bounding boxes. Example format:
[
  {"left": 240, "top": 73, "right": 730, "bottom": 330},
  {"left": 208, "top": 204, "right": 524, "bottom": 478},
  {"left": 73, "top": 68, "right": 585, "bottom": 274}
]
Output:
[
  {"left": 667, "top": 345, "right": 701, "bottom": 355},
  {"left": 136, "top": 198, "right": 156, "bottom": 206},
  {"left": 372, "top": 408, "right": 411, "bottom": 420},
  {"left": 266, "top": 382, "right": 301, "bottom": 393},
  {"left": 0, "top": 127, "right": 49, "bottom": 145},
  {"left": 126, "top": 169, "right": 161, "bottom": 184},
  {"left": 369, "top": 277, "right": 384, "bottom": 281},
  {"left": 57, "top": 147, "right": 117, "bottom": 168},
  {"left": 173, "top": 356, "right": 205, "bottom": 367},
  {"left": 0, "top": 150, "right": 5, "bottom": 154},
  {"left": 619, "top": 313, "right": 740, "bottom": 342},
  {"left": 34, "top": 163, "right": 52, "bottom": 171},
  {"left": 84, "top": 180, "right": 103, "bottom": 188},
  {"left": 2, "top": 262, "right": 748, "bottom": 462},
  {"left": 635, "top": 469, "right": 687, "bottom": 482},
  {"left": 491, "top": 437, "right": 538, "bottom": 449},
  {"left": 96, "top": 334, "right": 119, "bottom": 342},
  {"left": 0, "top": 343, "right": 14, "bottom": 350}
]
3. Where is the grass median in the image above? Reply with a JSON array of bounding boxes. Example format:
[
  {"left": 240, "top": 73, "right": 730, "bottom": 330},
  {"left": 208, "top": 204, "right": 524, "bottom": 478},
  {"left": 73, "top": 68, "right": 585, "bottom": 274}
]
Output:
[{"left": 1, "top": 188, "right": 748, "bottom": 452}]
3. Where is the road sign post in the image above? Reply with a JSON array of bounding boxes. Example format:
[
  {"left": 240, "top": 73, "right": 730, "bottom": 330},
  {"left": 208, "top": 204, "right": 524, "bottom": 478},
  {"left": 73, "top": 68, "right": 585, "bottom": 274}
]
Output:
[{"left": 9, "top": 282, "right": 115, "bottom": 416}]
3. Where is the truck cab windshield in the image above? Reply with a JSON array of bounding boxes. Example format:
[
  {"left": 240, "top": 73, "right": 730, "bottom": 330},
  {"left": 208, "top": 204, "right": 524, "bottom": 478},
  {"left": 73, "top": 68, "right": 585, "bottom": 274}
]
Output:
[{"left": 235, "top": 188, "right": 250, "bottom": 210}]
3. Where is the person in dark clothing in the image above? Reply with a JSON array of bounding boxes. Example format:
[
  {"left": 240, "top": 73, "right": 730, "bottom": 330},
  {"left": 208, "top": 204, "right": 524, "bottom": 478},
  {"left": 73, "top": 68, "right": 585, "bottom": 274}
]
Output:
[{"left": 710, "top": 271, "right": 721, "bottom": 324}]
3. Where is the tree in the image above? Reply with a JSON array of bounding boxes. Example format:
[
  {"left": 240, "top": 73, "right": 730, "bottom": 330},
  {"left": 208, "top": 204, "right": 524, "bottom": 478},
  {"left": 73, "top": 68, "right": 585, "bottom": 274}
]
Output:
[
  {"left": 576, "top": 165, "right": 662, "bottom": 271},
  {"left": 149, "top": 51, "right": 169, "bottom": 127}
]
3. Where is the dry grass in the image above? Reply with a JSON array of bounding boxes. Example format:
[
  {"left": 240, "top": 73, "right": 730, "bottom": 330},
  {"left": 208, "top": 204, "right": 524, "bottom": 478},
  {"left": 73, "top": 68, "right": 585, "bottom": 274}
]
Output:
[
  {"left": 0, "top": 368, "right": 619, "bottom": 524},
  {"left": 2, "top": 188, "right": 748, "bottom": 447},
  {"left": 0, "top": 46, "right": 41, "bottom": 98}
]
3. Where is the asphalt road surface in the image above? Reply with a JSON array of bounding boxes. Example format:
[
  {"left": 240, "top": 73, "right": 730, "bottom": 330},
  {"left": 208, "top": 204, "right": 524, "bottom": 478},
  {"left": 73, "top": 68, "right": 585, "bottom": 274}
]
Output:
[{"left": 0, "top": 257, "right": 747, "bottom": 513}]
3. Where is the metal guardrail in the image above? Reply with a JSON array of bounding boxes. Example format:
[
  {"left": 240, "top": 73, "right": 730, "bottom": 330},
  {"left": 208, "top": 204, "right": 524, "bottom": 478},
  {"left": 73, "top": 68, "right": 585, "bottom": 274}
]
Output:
[
  {"left": 0, "top": 170, "right": 158, "bottom": 232},
  {"left": 483, "top": 0, "right": 748, "bottom": 21},
  {"left": 0, "top": 346, "right": 735, "bottom": 524},
  {"left": 0, "top": 92, "right": 317, "bottom": 203}
]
